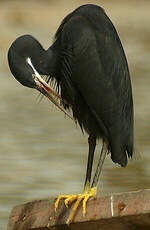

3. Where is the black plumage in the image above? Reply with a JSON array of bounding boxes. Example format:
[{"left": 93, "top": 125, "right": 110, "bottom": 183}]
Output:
[{"left": 8, "top": 4, "right": 134, "bottom": 191}]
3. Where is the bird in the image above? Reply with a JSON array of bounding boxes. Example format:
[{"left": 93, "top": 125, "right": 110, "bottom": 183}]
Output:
[{"left": 8, "top": 4, "right": 134, "bottom": 224}]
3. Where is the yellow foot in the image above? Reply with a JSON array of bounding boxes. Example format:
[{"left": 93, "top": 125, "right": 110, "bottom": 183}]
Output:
[{"left": 55, "top": 186, "right": 97, "bottom": 224}]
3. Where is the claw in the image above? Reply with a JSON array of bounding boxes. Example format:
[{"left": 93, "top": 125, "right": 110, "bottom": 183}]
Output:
[
  {"left": 54, "top": 186, "right": 97, "bottom": 224},
  {"left": 55, "top": 195, "right": 68, "bottom": 211}
]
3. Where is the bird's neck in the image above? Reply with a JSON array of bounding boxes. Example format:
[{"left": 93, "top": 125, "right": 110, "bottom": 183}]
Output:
[{"left": 44, "top": 42, "right": 61, "bottom": 79}]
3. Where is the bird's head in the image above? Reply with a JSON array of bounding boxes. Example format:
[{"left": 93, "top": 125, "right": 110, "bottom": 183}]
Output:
[
  {"left": 8, "top": 34, "right": 53, "bottom": 88},
  {"left": 8, "top": 34, "right": 73, "bottom": 120}
]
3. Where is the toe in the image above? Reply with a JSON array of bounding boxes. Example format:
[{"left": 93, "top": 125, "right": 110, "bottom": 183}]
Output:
[{"left": 65, "top": 195, "right": 77, "bottom": 207}]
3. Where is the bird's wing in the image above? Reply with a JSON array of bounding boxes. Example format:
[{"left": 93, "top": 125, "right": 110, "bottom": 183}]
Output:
[
  {"left": 59, "top": 13, "right": 133, "bottom": 166},
  {"left": 60, "top": 14, "right": 130, "bottom": 126}
]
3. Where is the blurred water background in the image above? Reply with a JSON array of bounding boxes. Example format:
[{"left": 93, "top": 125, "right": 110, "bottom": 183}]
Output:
[{"left": 0, "top": 0, "right": 150, "bottom": 229}]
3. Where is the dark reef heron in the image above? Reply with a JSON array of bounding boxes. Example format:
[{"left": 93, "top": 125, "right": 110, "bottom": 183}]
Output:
[{"left": 8, "top": 4, "right": 134, "bottom": 224}]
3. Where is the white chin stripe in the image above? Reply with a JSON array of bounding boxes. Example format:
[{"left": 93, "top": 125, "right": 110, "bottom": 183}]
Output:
[{"left": 26, "top": 57, "right": 41, "bottom": 79}]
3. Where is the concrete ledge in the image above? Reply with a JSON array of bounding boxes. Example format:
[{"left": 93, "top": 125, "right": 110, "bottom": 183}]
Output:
[{"left": 7, "top": 189, "right": 150, "bottom": 230}]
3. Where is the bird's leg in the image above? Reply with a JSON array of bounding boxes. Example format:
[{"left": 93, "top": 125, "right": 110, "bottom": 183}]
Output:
[
  {"left": 84, "top": 134, "right": 96, "bottom": 189},
  {"left": 79, "top": 134, "right": 97, "bottom": 216},
  {"left": 92, "top": 140, "right": 107, "bottom": 188},
  {"left": 55, "top": 134, "right": 97, "bottom": 224}
]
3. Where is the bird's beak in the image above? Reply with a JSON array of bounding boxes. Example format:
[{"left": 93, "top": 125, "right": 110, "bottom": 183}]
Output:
[{"left": 27, "top": 58, "right": 74, "bottom": 120}]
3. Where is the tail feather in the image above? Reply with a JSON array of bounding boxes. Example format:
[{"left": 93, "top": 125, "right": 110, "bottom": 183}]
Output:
[
  {"left": 111, "top": 148, "right": 127, "bottom": 167},
  {"left": 109, "top": 130, "right": 133, "bottom": 167}
]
